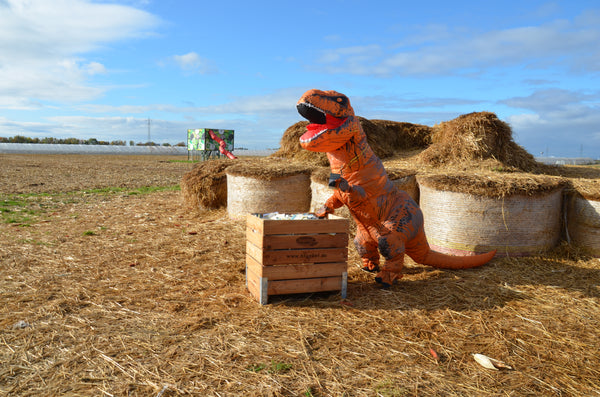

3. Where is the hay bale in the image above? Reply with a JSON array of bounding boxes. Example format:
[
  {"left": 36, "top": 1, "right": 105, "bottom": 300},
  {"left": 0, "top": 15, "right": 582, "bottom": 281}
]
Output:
[
  {"left": 417, "top": 173, "right": 567, "bottom": 257},
  {"left": 270, "top": 117, "right": 418, "bottom": 164},
  {"left": 565, "top": 193, "right": 600, "bottom": 256},
  {"left": 270, "top": 121, "right": 329, "bottom": 166},
  {"left": 357, "top": 116, "right": 394, "bottom": 159},
  {"left": 551, "top": 177, "right": 600, "bottom": 256},
  {"left": 309, "top": 168, "right": 419, "bottom": 216},
  {"left": 226, "top": 159, "right": 313, "bottom": 220},
  {"left": 180, "top": 159, "right": 238, "bottom": 209},
  {"left": 416, "top": 112, "right": 543, "bottom": 172},
  {"left": 565, "top": 180, "right": 600, "bottom": 256},
  {"left": 309, "top": 167, "right": 352, "bottom": 219},
  {"left": 567, "top": 177, "right": 600, "bottom": 201},
  {"left": 309, "top": 167, "right": 332, "bottom": 213},
  {"left": 370, "top": 119, "right": 432, "bottom": 150},
  {"left": 387, "top": 169, "right": 419, "bottom": 203}
]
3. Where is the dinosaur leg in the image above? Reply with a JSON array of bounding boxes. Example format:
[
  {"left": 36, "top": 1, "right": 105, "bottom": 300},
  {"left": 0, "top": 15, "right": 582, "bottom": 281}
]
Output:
[
  {"left": 374, "top": 232, "right": 406, "bottom": 288},
  {"left": 406, "top": 228, "right": 496, "bottom": 269},
  {"left": 354, "top": 223, "right": 380, "bottom": 272}
]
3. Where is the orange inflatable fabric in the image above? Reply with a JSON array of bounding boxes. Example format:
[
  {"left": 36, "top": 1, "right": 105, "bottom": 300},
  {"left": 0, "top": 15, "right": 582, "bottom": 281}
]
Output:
[{"left": 297, "top": 89, "right": 496, "bottom": 288}]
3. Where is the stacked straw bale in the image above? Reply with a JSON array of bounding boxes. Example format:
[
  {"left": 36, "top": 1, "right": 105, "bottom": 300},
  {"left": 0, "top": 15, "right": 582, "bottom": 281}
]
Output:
[
  {"left": 564, "top": 179, "right": 600, "bottom": 256},
  {"left": 180, "top": 159, "right": 239, "bottom": 209},
  {"left": 309, "top": 167, "right": 352, "bottom": 219},
  {"left": 417, "top": 173, "right": 567, "bottom": 257},
  {"left": 226, "top": 159, "right": 314, "bottom": 220},
  {"left": 370, "top": 119, "right": 432, "bottom": 151},
  {"left": 271, "top": 117, "right": 431, "bottom": 165},
  {"left": 387, "top": 169, "right": 419, "bottom": 203},
  {"left": 270, "top": 121, "right": 328, "bottom": 166},
  {"left": 309, "top": 167, "right": 419, "bottom": 238},
  {"left": 309, "top": 168, "right": 418, "bottom": 214},
  {"left": 565, "top": 194, "right": 600, "bottom": 256},
  {"left": 416, "top": 112, "right": 543, "bottom": 172}
]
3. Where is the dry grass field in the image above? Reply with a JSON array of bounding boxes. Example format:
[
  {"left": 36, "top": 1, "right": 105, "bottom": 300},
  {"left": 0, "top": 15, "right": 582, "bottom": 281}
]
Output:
[{"left": 1, "top": 154, "right": 599, "bottom": 396}]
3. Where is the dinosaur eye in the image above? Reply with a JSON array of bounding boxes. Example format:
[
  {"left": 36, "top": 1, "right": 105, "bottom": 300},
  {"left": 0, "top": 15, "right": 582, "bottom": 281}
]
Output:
[{"left": 337, "top": 97, "right": 342, "bottom": 102}]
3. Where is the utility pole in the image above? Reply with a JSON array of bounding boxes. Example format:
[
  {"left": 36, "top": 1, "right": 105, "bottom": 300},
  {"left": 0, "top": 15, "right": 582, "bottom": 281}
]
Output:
[{"left": 147, "top": 118, "right": 151, "bottom": 143}]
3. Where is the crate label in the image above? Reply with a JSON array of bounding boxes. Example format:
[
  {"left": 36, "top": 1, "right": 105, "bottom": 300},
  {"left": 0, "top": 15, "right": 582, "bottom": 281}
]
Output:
[
  {"left": 295, "top": 236, "right": 318, "bottom": 247},
  {"left": 285, "top": 251, "right": 327, "bottom": 261}
]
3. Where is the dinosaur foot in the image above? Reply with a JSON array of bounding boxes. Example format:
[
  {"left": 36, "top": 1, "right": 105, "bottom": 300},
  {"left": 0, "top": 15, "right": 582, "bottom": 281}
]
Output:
[
  {"left": 374, "top": 277, "right": 399, "bottom": 289},
  {"left": 374, "top": 269, "right": 403, "bottom": 289},
  {"left": 361, "top": 265, "right": 380, "bottom": 273}
]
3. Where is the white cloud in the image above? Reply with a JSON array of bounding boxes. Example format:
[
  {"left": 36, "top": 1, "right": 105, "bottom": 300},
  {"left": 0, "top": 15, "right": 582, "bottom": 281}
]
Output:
[
  {"left": 0, "top": 0, "right": 159, "bottom": 56},
  {"left": 504, "top": 88, "right": 600, "bottom": 157},
  {"left": 1, "top": 88, "right": 309, "bottom": 148},
  {"left": 85, "top": 62, "right": 107, "bottom": 76},
  {"left": 171, "top": 52, "right": 217, "bottom": 74},
  {"left": 0, "top": 112, "right": 289, "bottom": 149},
  {"left": 500, "top": 88, "right": 594, "bottom": 112},
  {"left": 315, "top": 45, "right": 382, "bottom": 74},
  {"left": 0, "top": 0, "right": 159, "bottom": 108},
  {"left": 78, "top": 88, "right": 303, "bottom": 117},
  {"left": 315, "top": 12, "right": 600, "bottom": 76}
]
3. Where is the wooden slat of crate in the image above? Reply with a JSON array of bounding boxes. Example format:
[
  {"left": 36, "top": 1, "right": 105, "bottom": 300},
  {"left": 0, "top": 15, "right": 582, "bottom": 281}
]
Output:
[
  {"left": 246, "top": 213, "right": 348, "bottom": 235},
  {"left": 246, "top": 263, "right": 347, "bottom": 305},
  {"left": 247, "top": 254, "right": 346, "bottom": 280},
  {"left": 246, "top": 228, "right": 348, "bottom": 250},
  {"left": 245, "top": 265, "right": 265, "bottom": 304},
  {"left": 246, "top": 240, "right": 347, "bottom": 266},
  {"left": 268, "top": 276, "right": 343, "bottom": 296}
]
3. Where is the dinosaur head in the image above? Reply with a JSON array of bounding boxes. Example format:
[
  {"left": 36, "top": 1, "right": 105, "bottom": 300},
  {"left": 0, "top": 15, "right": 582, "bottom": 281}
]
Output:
[{"left": 296, "top": 89, "right": 357, "bottom": 152}]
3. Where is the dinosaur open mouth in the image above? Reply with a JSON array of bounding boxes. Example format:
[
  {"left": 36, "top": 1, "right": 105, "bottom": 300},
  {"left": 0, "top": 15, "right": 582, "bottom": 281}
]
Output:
[
  {"left": 297, "top": 103, "right": 347, "bottom": 143},
  {"left": 297, "top": 102, "right": 326, "bottom": 124}
]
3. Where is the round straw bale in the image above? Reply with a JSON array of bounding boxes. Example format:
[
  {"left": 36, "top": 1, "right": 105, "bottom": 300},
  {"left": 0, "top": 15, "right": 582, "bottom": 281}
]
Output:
[
  {"left": 416, "top": 111, "right": 543, "bottom": 172},
  {"left": 180, "top": 159, "right": 239, "bottom": 210},
  {"left": 568, "top": 177, "right": 600, "bottom": 201},
  {"left": 309, "top": 167, "right": 352, "bottom": 219},
  {"left": 418, "top": 172, "right": 567, "bottom": 198},
  {"left": 387, "top": 169, "right": 419, "bottom": 203},
  {"left": 309, "top": 168, "right": 419, "bottom": 215},
  {"left": 417, "top": 173, "right": 567, "bottom": 257},
  {"left": 565, "top": 192, "right": 600, "bottom": 256},
  {"left": 564, "top": 179, "right": 600, "bottom": 256},
  {"left": 226, "top": 159, "right": 313, "bottom": 220}
]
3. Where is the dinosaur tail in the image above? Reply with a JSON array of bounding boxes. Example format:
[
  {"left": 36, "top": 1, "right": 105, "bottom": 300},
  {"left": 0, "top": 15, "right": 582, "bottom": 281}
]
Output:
[{"left": 421, "top": 249, "right": 497, "bottom": 269}]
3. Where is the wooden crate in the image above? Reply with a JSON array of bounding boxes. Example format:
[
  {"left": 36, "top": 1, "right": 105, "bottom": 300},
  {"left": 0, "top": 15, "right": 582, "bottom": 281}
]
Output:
[{"left": 246, "top": 213, "right": 349, "bottom": 304}]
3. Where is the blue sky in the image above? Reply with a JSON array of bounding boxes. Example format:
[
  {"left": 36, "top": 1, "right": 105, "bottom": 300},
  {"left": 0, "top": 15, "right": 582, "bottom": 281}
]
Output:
[{"left": 1, "top": 0, "right": 599, "bottom": 157}]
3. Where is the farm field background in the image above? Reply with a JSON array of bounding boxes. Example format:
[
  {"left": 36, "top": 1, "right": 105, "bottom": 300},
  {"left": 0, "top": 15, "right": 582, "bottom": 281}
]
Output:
[{"left": 1, "top": 154, "right": 599, "bottom": 396}]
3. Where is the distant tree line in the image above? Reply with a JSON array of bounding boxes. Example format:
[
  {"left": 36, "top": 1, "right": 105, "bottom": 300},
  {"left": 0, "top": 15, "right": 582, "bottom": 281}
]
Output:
[{"left": 0, "top": 135, "right": 186, "bottom": 147}]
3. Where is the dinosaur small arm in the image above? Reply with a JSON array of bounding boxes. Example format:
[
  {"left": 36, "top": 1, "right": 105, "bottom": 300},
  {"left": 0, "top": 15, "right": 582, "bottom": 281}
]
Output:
[{"left": 296, "top": 89, "right": 496, "bottom": 287}]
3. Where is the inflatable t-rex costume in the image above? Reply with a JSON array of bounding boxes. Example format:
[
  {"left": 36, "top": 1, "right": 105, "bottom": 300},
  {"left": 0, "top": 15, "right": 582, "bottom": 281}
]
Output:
[{"left": 296, "top": 89, "right": 496, "bottom": 287}]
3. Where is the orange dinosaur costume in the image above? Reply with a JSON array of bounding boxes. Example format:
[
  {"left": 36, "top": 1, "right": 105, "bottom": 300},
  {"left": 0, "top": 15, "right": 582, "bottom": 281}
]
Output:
[{"left": 296, "top": 89, "right": 496, "bottom": 287}]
